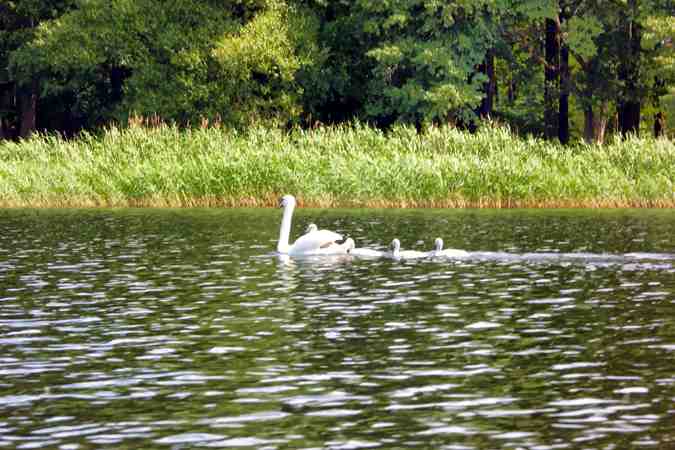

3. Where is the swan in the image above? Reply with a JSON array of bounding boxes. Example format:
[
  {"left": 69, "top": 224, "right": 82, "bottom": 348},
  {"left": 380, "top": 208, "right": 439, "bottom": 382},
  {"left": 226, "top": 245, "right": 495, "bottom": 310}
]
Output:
[
  {"left": 349, "top": 244, "right": 388, "bottom": 258},
  {"left": 388, "top": 238, "right": 428, "bottom": 259},
  {"left": 276, "top": 195, "right": 347, "bottom": 256},
  {"left": 299, "top": 223, "right": 356, "bottom": 255},
  {"left": 305, "top": 223, "right": 318, "bottom": 234},
  {"left": 429, "top": 238, "right": 470, "bottom": 258},
  {"left": 304, "top": 237, "right": 356, "bottom": 255}
]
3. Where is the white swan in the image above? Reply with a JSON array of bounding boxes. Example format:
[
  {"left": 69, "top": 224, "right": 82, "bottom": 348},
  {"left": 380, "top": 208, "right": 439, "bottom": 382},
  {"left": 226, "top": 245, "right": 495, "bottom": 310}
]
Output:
[
  {"left": 429, "top": 238, "right": 469, "bottom": 258},
  {"left": 277, "top": 196, "right": 348, "bottom": 256},
  {"left": 299, "top": 223, "right": 356, "bottom": 255},
  {"left": 349, "top": 244, "right": 388, "bottom": 258},
  {"left": 388, "top": 238, "right": 428, "bottom": 259},
  {"left": 305, "top": 223, "right": 318, "bottom": 234},
  {"left": 305, "top": 237, "right": 356, "bottom": 255}
]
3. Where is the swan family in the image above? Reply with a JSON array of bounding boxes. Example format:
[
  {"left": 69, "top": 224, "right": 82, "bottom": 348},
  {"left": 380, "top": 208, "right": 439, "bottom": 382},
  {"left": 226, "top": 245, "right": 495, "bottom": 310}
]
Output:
[{"left": 277, "top": 194, "right": 468, "bottom": 259}]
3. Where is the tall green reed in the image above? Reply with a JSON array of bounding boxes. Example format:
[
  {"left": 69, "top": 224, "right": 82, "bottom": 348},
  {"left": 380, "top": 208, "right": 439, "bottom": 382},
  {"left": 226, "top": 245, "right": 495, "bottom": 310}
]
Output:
[{"left": 0, "top": 123, "right": 672, "bottom": 207}]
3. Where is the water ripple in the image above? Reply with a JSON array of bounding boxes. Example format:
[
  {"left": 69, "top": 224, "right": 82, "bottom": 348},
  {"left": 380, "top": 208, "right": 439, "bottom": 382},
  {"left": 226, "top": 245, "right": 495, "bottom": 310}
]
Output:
[{"left": 0, "top": 208, "right": 673, "bottom": 449}]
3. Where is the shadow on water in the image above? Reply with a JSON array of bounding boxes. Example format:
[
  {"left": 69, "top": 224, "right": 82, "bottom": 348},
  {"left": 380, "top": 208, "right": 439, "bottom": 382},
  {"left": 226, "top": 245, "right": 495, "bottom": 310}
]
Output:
[{"left": 0, "top": 208, "right": 673, "bottom": 449}]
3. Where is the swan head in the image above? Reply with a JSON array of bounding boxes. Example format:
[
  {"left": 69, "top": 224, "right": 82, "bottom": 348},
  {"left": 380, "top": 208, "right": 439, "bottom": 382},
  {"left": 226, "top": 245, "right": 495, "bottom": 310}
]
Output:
[
  {"left": 434, "top": 238, "right": 444, "bottom": 251},
  {"left": 305, "top": 223, "right": 318, "bottom": 234},
  {"left": 344, "top": 238, "right": 356, "bottom": 251},
  {"left": 279, "top": 195, "right": 296, "bottom": 209}
]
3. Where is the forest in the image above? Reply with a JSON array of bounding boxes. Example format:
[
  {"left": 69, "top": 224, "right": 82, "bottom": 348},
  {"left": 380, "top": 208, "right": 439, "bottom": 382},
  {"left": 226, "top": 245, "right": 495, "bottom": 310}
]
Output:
[{"left": 1, "top": 0, "right": 674, "bottom": 143}]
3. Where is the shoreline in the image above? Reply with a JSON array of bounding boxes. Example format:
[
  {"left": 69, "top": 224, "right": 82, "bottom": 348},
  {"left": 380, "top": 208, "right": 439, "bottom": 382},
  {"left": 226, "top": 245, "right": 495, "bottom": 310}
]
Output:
[{"left": 1, "top": 195, "right": 672, "bottom": 209}]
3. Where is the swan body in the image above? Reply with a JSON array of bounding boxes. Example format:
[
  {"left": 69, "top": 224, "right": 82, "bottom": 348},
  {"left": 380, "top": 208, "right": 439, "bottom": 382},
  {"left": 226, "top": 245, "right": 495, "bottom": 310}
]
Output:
[
  {"left": 429, "top": 238, "right": 469, "bottom": 258},
  {"left": 308, "top": 224, "right": 385, "bottom": 257},
  {"left": 302, "top": 237, "right": 355, "bottom": 256},
  {"left": 349, "top": 246, "right": 387, "bottom": 258},
  {"left": 297, "top": 223, "right": 353, "bottom": 255},
  {"left": 388, "top": 238, "right": 428, "bottom": 259},
  {"left": 276, "top": 196, "right": 347, "bottom": 256}
]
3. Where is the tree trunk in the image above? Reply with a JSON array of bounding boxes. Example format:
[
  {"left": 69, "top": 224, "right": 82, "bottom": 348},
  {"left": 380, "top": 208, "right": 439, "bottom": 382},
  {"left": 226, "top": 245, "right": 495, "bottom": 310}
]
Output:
[
  {"left": 583, "top": 102, "right": 609, "bottom": 144},
  {"left": 1, "top": 81, "right": 15, "bottom": 139},
  {"left": 618, "top": 100, "right": 640, "bottom": 137},
  {"left": 18, "top": 78, "right": 38, "bottom": 139},
  {"left": 0, "top": 86, "right": 7, "bottom": 139},
  {"left": 558, "top": 43, "right": 570, "bottom": 144},
  {"left": 507, "top": 78, "right": 516, "bottom": 104},
  {"left": 478, "top": 48, "right": 495, "bottom": 119},
  {"left": 653, "top": 111, "right": 665, "bottom": 137},
  {"left": 617, "top": 0, "right": 641, "bottom": 137},
  {"left": 583, "top": 107, "right": 594, "bottom": 144},
  {"left": 110, "top": 65, "right": 131, "bottom": 103},
  {"left": 594, "top": 117, "right": 608, "bottom": 145},
  {"left": 544, "top": 16, "right": 560, "bottom": 140}
]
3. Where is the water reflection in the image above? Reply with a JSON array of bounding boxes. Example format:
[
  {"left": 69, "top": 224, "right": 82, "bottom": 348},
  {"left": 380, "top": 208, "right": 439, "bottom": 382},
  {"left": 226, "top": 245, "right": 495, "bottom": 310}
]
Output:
[{"left": 0, "top": 208, "right": 673, "bottom": 449}]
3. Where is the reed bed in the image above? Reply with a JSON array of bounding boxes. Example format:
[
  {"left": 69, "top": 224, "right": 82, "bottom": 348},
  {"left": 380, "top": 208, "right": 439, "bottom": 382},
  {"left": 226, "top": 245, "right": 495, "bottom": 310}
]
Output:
[{"left": 0, "top": 124, "right": 673, "bottom": 208}]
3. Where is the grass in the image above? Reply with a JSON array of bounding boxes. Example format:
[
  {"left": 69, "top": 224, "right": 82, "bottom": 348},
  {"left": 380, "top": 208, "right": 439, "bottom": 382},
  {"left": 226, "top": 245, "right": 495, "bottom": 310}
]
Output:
[{"left": 0, "top": 123, "right": 673, "bottom": 208}]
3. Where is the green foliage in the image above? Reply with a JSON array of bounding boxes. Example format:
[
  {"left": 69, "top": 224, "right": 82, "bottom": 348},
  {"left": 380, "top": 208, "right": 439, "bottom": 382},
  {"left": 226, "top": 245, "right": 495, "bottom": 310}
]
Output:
[
  {"left": 642, "top": 14, "right": 675, "bottom": 104},
  {"left": 350, "top": 0, "right": 501, "bottom": 125},
  {"left": 565, "top": 15, "right": 603, "bottom": 60},
  {"left": 492, "top": 7, "right": 546, "bottom": 135},
  {"left": 6, "top": 0, "right": 323, "bottom": 128},
  {"left": 210, "top": 2, "right": 324, "bottom": 128},
  {"left": 511, "top": 0, "right": 557, "bottom": 20},
  {"left": 1, "top": 0, "right": 673, "bottom": 138},
  {"left": 561, "top": 0, "right": 674, "bottom": 126}
]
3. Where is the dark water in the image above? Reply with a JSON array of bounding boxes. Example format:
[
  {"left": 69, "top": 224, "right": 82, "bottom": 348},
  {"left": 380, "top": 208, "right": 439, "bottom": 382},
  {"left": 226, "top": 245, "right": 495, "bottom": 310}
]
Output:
[{"left": 0, "top": 208, "right": 674, "bottom": 449}]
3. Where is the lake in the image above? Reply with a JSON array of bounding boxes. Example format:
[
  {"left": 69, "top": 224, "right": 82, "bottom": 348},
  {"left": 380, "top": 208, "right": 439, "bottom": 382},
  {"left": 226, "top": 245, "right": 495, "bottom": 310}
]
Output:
[{"left": 0, "top": 207, "right": 674, "bottom": 449}]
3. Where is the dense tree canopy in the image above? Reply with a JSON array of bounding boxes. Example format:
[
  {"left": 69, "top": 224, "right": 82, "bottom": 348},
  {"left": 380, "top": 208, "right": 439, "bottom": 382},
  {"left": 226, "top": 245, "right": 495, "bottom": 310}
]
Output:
[{"left": 1, "top": 0, "right": 673, "bottom": 141}]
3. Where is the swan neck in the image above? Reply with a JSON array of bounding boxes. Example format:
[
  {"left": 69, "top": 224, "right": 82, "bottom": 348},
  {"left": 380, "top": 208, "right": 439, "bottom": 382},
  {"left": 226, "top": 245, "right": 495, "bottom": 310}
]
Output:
[
  {"left": 391, "top": 241, "right": 400, "bottom": 257},
  {"left": 277, "top": 203, "right": 294, "bottom": 253}
]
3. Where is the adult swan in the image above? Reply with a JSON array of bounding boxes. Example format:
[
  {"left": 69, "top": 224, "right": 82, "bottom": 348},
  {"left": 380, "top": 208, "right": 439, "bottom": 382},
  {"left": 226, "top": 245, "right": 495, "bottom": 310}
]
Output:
[{"left": 277, "top": 195, "right": 348, "bottom": 256}]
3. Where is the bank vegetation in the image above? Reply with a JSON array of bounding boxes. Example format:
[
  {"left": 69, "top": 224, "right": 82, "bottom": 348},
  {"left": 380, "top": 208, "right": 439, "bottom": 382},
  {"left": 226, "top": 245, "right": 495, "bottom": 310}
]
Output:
[{"left": 1, "top": 124, "right": 672, "bottom": 208}]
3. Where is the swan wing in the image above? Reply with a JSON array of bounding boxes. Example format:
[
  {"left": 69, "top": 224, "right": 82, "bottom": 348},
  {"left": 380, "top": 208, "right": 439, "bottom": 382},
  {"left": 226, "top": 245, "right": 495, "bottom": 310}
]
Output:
[
  {"left": 302, "top": 238, "right": 354, "bottom": 256},
  {"left": 289, "top": 229, "right": 344, "bottom": 255}
]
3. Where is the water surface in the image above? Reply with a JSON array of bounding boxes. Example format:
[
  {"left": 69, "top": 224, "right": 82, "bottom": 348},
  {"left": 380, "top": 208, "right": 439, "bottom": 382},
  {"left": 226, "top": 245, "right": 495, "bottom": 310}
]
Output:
[{"left": 0, "top": 208, "right": 674, "bottom": 449}]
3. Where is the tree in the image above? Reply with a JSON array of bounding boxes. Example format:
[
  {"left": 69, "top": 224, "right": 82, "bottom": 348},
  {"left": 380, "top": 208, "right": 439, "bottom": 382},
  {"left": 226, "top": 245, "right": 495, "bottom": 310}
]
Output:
[
  {"left": 544, "top": 15, "right": 560, "bottom": 139},
  {"left": 3, "top": 0, "right": 673, "bottom": 138},
  {"left": 9, "top": 0, "right": 322, "bottom": 129},
  {"left": 544, "top": 0, "right": 573, "bottom": 143},
  {"left": 565, "top": 0, "right": 674, "bottom": 142},
  {"left": 631, "top": 1, "right": 675, "bottom": 137},
  {"left": 616, "top": 0, "right": 643, "bottom": 136},
  {"left": 0, "top": 0, "right": 76, "bottom": 138},
  {"left": 210, "top": 1, "right": 325, "bottom": 128},
  {"left": 558, "top": 5, "right": 570, "bottom": 144},
  {"left": 319, "top": 1, "right": 505, "bottom": 128},
  {"left": 564, "top": 5, "right": 616, "bottom": 143},
  {"left": 478, "top": 48, "right": 496, "bottom": 119},
  {"left": 494, "top": 0, "right": 556, "bottom": 136}
]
